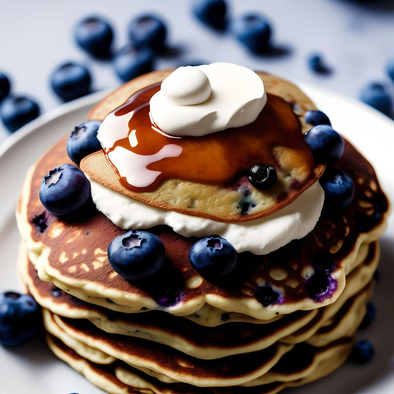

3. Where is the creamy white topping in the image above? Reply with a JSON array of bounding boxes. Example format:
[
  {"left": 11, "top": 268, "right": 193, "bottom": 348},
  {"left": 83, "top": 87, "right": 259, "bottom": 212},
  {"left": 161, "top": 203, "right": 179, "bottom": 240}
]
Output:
[
  {"left": 89, "top": 179, "right": 325, "bottom": 255},
  {"left": 150, "top": 63, "right": 267, "bottom": 137}
]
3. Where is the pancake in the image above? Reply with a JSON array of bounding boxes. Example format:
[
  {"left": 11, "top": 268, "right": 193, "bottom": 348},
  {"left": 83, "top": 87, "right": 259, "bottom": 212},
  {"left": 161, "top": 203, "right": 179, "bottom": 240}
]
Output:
[
  {"left": 81, "top": 72, "right": 325, "bottom": 223},
  {"left": 17, "top": 133, "right": 389, "bottom": 319}
]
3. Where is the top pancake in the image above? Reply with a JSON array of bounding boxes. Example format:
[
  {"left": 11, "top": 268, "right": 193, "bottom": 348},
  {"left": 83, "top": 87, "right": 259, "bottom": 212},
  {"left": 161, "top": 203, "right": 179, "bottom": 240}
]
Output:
[{"left": 81, "top": 71, "right": 325, "bottom": 222}]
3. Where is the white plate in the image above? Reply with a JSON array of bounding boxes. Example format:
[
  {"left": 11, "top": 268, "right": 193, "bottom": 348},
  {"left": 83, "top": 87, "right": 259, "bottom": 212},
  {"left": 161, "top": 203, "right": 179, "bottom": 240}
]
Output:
[{"left": 0, "top": 85, "right": 393, "bottom": 394}]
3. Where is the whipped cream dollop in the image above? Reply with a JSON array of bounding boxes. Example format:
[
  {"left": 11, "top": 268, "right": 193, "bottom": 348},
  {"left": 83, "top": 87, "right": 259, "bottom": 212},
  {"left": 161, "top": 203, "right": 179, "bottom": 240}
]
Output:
[
  {"left": 150, "top": 62, "right": 267, "bottom": 137},
  {"left": 89, "top": 179, "right": 325, "bottom": 255}
]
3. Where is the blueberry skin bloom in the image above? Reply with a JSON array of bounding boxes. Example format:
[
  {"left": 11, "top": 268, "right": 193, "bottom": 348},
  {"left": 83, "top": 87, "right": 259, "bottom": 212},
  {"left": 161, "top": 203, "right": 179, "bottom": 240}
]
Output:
[
  {"left": 189, "top": 236, "right": 237, "bottom": 278},
  {"left": 304, "top": 125, "right": 344, "bottom": 165},
  {"left": 304, "top": 110, "right": 331, "bottom": 127},
  {"left": 128, "top": 15, "right": 167, "bottom": 51},
  {"left": 351, "top": 340, "right": 374, "bottom": 364},
  {"left": 0, "top": 73, "right": 11, "bottom": 102},
  {"left": 0, "top": 291, "right": 40, "bottom": 347},
  {"left": 39, "top": 164, "right": 91, "bottom": 216},
  {"left": 51, "top": 62, "right": 92, "bottom": 102},
  {"left": 75, "top": 16, "right": 114, "bottom": 58},
  {"left": 108, "top": 230, "right": 165, "bottom": 280},
  {"left": 320, "top": 167, "right": 355, "bottom": 211},
  {"left": 0, "top": 96, "right": 40, "bottom": 133},
  {"left": 360, "top": 83, "right": 392, "bottom": 116},
  {"left": 67, "top": 120, "right": 102, "bottom": 166},
  {"left": 114, "top": 46, "right": 155, "bottom": 82},
  {"left": 192, "top": 0, "right": 227, "bottom": 28},
  {"left": 232, "top": 14, "right": 272, "bottom": 52}
]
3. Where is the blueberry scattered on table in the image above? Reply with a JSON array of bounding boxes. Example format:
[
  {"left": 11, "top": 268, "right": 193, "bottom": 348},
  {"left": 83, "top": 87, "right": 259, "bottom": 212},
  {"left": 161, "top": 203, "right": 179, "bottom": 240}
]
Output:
[
  {"left": 51, "top": 62, "right": 92, "bottom": 102},
  {"left": 0, "top": 291, "right": 40, "bottom": 347},
  {"left": 189, "top": 236, "right": 237, "bottom": 278},
  {"left": 351, "top": 340, "right": 374, "bottom": 364},
  {"left": 319, "top": 167, "right": 355, "bottom": 211},
  {"left": 39, "top": 164, "right": 91, "bottom": 216},
  {"left": 108, "top": 230, "right": 165, "bottom": 280},
  {"left": 0, "top": 95, "right": 40, "bottom": 133},
  {"left": 232, "top": 14, "right": 272, "bottom": 52},
  {"left": 386, "top": 60, "right": 394, "bottom": 83},
  {"left": 304, "top": 125, "right": 344, "bottom": 165},
  {"left": 192, "top": 0, "right": 227, "bottom": 29},
  {"left": 0, "top": 73, "right": 11, "bottom": 102},
  {"left": 113, "top": 45, "right": 155, "bottom": 82},
  {"left": 360, "top": 302, "right": 376, "bottom": 329},
  {"left": 360, "top": 82, "right": 392, "bottom": 116},
  {"left": 75, "top": 16, "right": 114, "bottom": 58},
  {"left": 128, "top": 15, "right": 167, "bottom": 51},
  {"left": 67, "top": 120, "right": 102, "bottom": 166},
  {"left": 308, "top": 53, "right": 331, "bottom": 74},
  {"left": 248, "top": 164, "right": 277, "bottom": 190},
  {"left": 304, "top": 110, "right": 331, "bottom": 126}
]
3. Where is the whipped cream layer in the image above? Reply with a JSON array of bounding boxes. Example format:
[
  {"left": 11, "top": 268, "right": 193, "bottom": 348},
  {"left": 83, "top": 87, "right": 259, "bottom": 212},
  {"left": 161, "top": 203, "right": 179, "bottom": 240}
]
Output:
[
  {"left": 90, "top": 179, "right": 325, "bottom": 255},
  {"left": 150, "top": 63, "right": 267, "bottom": 137}
]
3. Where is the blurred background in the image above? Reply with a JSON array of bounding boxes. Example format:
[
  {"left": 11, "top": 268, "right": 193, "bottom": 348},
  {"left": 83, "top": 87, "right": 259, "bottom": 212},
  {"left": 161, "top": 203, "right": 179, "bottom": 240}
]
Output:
[{"left": 1, "top": 0, "right": 394, "bottom": 143}]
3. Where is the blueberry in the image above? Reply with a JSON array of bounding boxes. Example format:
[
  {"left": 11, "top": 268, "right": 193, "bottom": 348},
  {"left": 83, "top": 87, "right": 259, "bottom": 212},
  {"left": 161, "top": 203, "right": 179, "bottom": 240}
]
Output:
[
  {"left": 0, "top": 291, "right": 40, "bottom": 347},
  {"left": 39, "top": 164, "right": 91, "bottom": 216},
  {"left": 360, "top": 83, "right": 392, "bottom": 116},
  {"left": 192, "top": 0, "right": 227, "bottom": 28},
  {"left": 0, "top": 73, "right": 11, "bottom": 102},
  {"left": 304, "top": 125, "right": 344, "bottom": 165},
  {"left": 75, "top": 16, "right": 114, "bottom": 58},
  {"left": 256, "top": 285, "right": 281, "bottom": 307},
  {"left": 51, "top": 62, "right": 92, "bottom": 102},
  {"left": 308, "top": 54, "right": 331, "bottom": 74},
  {"left": 232, "top": 14, "right": 272, "bottom": 52},
  {"left": 304, "top": 110, "right": 331, "bottom": 127},
  {"left": 108, "top": 230, "right": 165, "bottom": 280},
  {"left": 305, "top": 270, "right": 335, "bottom": 301},
  {"left": 0, "top": 96, "right": 40, "bottom": 133},
  {"left": 248, "top": 164, "right": 277, "bottom": 190},
  {"left": 351, "top": 340, "right": 374, "bottom": 364},
  {"left": 128, "top": 15, "right": 167, "bottom": 51},
  {"left": 67, "top": 120, "right": 102, "bottom": 166},
  {"left": 189, "top": 236, "right": 237, "bottom": 278},
  {"left": 360, "top": 302, "right": 376, "bottom": 329},
  {"left": 113, "top": 46, "right": 155, "bottom": 82},
  {"left": 387, "top": 61, "right": 394, "bottom": 83},
  {"left": 320, "top": 167, "right": 355, "bottom": 211}
]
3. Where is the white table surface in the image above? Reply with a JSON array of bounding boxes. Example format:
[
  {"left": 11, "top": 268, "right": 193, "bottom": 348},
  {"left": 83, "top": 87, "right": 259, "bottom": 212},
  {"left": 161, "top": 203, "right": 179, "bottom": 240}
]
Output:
[{"left": 1, "top": 0, "right": 394, "bottom": 143}]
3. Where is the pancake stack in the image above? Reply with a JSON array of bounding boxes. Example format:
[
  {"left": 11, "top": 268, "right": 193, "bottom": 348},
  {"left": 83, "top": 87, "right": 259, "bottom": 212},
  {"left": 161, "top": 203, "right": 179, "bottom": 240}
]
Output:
[{"left": 16, "top": 69, "right": 389, "bottom": 394}]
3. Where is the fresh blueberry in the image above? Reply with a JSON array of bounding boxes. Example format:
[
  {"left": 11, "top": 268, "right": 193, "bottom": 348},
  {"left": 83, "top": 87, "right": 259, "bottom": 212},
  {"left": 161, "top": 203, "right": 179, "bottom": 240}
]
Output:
[
  {"left": 108, "top": 230, "right": 165, "bottom": 280},
  {"left": 351, "top": 340, "right": 374, "bottom": 364},
  {"left": 128, "top": 15, "right": 167, "bottom": 51},
  {"left": 189, "top": 236, "right": 237, "bottom": 278},
  {"left": 320, "top": 167, "right": 355, "bottom": 211},
  {"left": 113, "top": 46, "right": 155, "bottom": 82},
  {"left": 39, "top": 164, "right": 91, "bottom": 216},
  {"left": 360, "top": 302, "right": 376, "bottom": 329},
  {"left": 75, "top": 16, "right": 114, "bottom": 58},
  {"left": 0, "top": 291, "right": 40, "bottom": 347},
  {"left": 304, "top": 125, "right": 344, "bottom": 165},
  {"left": 0, "top": 95, "right": 40, "bottom": 133},
  {"left": 256, "top": 285, "right": 281, "bottom": 307},
  {"left": 51, "top": 62, "right": 92, "bottom": 102},
  {"left": 304, "top": 110, "right": 331, "bottom": 127},
  {"left": 360, "top": 83, "right": 392, "bottom": 116},
  {"left": 192, "top": 0, "right": 227, "bottom": 28},
  {"left": 232, "top": 14, "right": 272, "bottom": 52},
  {"left": 248, "top": 164, "right": 277, "bottom": 190},
  {"left": 67, "top": 120, "right": 102, "bottom": 166},
  {"left": 387, "top": 61, "right": 394, "bottom": 83},
  {"left": 308, "top": 54, "right": 331, "bottom": 74},
  {"left": 0, "top": 73, "right": 11, "bottom": 102}
]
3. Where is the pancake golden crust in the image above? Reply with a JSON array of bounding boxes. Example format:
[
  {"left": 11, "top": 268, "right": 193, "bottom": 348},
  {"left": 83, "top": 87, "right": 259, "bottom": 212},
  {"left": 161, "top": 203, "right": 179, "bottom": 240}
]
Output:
[
  {"left": 82, "top": 71, "right": 325, "bottom": 223},
  {"left": 17, "top": 129, "right": 389, "bottom": 319}
]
